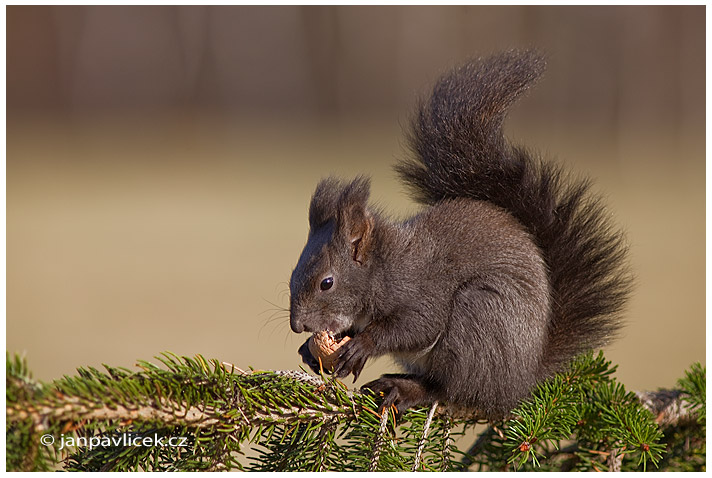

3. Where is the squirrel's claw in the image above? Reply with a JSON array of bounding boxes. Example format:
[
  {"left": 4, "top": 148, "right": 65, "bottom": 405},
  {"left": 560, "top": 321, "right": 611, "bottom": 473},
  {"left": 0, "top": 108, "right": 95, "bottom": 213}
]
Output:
[
  {"left": 333, "top": 333, "right": 373, "bottom": 381},
  {"left": 362, "top": 380, "right": 400, "bottom": 415},
  {"left": 361, "top": 374, "right": 431, "bottom": 414}
]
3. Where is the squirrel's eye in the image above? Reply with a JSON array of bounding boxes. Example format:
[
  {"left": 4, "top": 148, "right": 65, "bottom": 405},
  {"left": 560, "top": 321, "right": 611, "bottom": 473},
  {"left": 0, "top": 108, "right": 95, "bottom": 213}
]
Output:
[{"left": 320, "top": 277, "right": 334, "bottom": 291}]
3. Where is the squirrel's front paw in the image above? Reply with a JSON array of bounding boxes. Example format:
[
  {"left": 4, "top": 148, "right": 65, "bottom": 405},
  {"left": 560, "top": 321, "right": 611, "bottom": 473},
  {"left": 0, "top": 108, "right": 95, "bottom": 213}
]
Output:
[
  {"left": 333, "top": 333, "right": 374, "bottom": 382},
  {"left": 361, "top": 374, "right": 430, "bottom": 414}
]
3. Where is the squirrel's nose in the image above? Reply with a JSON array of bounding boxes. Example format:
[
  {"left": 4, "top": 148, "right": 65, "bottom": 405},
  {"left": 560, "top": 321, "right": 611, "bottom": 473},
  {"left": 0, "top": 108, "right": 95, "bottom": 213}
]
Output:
[
  {"left": 289, "top": 296, "right": 302, "bottom": 333},
  {"left": 290, "top": 308, "right": 304, "bottom": 333},
  {"left": 290, "top": 318, "right": 304, "bottom": 334}
]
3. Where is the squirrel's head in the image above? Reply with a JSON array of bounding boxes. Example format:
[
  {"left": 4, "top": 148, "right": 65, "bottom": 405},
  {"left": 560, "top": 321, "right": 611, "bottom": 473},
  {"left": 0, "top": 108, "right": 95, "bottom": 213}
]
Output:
[{"left": 289, "top": 176, "right": 375, "bottom": 335}]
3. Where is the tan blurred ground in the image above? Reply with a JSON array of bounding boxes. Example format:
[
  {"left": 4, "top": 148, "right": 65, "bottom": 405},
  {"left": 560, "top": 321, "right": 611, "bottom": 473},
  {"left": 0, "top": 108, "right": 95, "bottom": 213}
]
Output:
[{"left": 7, "top": 112, "right": 704, "bottom": 392}]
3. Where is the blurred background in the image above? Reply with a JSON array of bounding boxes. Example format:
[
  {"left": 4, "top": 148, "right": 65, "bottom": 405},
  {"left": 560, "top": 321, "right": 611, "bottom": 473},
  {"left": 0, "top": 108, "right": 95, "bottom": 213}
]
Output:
[{"left": 7, "top": 5, "right": 705, "bottom": 395}]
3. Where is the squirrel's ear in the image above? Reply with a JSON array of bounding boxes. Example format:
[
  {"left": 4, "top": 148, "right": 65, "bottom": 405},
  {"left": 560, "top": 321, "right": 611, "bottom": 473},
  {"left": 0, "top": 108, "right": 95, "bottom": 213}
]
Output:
[
  {"left": 336, "top": 177, "right": 373, "bottom": 265},
  {"left": 309, "top": 177, "right": 344, "bottom": 229}
]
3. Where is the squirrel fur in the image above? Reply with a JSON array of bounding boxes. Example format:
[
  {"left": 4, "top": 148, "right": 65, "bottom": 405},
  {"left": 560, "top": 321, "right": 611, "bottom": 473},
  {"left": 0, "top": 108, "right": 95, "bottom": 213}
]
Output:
[{"left": 288, "top": 50, "right": 631, "bottom": 419}]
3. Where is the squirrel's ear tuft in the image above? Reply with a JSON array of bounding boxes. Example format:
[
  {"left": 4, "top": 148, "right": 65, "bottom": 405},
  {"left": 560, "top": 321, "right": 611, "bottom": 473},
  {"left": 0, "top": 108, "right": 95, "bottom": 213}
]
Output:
[
  {"left": 336, "top": 176, "right": 373, "bottom": 264},
  {"left": 309, "top": 177, "right": 344, "bottom": 229}
]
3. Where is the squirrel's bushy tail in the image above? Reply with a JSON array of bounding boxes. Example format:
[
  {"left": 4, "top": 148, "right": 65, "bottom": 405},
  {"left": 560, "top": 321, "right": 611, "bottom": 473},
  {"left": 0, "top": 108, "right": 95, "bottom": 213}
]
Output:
[{"left": 397, "top": 50, "right": 631, "bottom": 375}]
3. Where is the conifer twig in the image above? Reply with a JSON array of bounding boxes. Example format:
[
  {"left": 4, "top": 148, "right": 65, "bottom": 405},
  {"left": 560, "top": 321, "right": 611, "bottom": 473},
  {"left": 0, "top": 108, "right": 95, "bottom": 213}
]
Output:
[
  {"left": 412, "top": 400, "right": 439, "bottom": 471},
  {"left": 441, "top": 415, "right": 453, "bottom": 471},
  {"left": 369, "top": 407, "right": 391, "bottom": 471},
  {"left": 607, "top": 447, "right": 623, "bottom": 472},
  {"left": 635, "top": 390, "right": 698, "bottom": 426}
]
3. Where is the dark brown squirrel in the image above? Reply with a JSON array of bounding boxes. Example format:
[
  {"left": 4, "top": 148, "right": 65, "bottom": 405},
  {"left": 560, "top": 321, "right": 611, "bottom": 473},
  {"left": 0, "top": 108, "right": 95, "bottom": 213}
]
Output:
[{"left": 288, "top": 50, "right": 631, "bottom": 419}]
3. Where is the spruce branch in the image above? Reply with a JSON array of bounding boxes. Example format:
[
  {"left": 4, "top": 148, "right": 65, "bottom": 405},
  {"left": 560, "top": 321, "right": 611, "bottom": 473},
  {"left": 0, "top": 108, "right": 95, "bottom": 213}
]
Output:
[{"left": 6, "top": 352, "right": 706, "bottom": 472}]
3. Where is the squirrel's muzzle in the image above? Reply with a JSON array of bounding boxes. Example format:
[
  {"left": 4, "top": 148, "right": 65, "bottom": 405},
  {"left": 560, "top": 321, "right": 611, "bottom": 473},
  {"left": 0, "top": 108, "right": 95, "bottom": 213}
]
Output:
[
  {"left": 289, "top": 301, "right": 306, "bottom": 333},
  {"left": 290, "top": 317, "right": 305, "bottom": 334}
]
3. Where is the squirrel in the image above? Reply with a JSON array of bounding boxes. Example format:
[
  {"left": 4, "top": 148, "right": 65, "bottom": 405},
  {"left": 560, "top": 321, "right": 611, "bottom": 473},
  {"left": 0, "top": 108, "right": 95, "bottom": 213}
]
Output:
[{"left": 288, "top": 50, "right": 631, "bottom": 420}]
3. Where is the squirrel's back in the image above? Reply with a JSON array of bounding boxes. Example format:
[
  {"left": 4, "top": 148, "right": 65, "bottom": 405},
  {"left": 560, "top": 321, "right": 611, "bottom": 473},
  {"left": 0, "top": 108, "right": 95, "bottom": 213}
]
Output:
[{"left": 396, "top": 50, "right": 631, "bottom": 376}]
